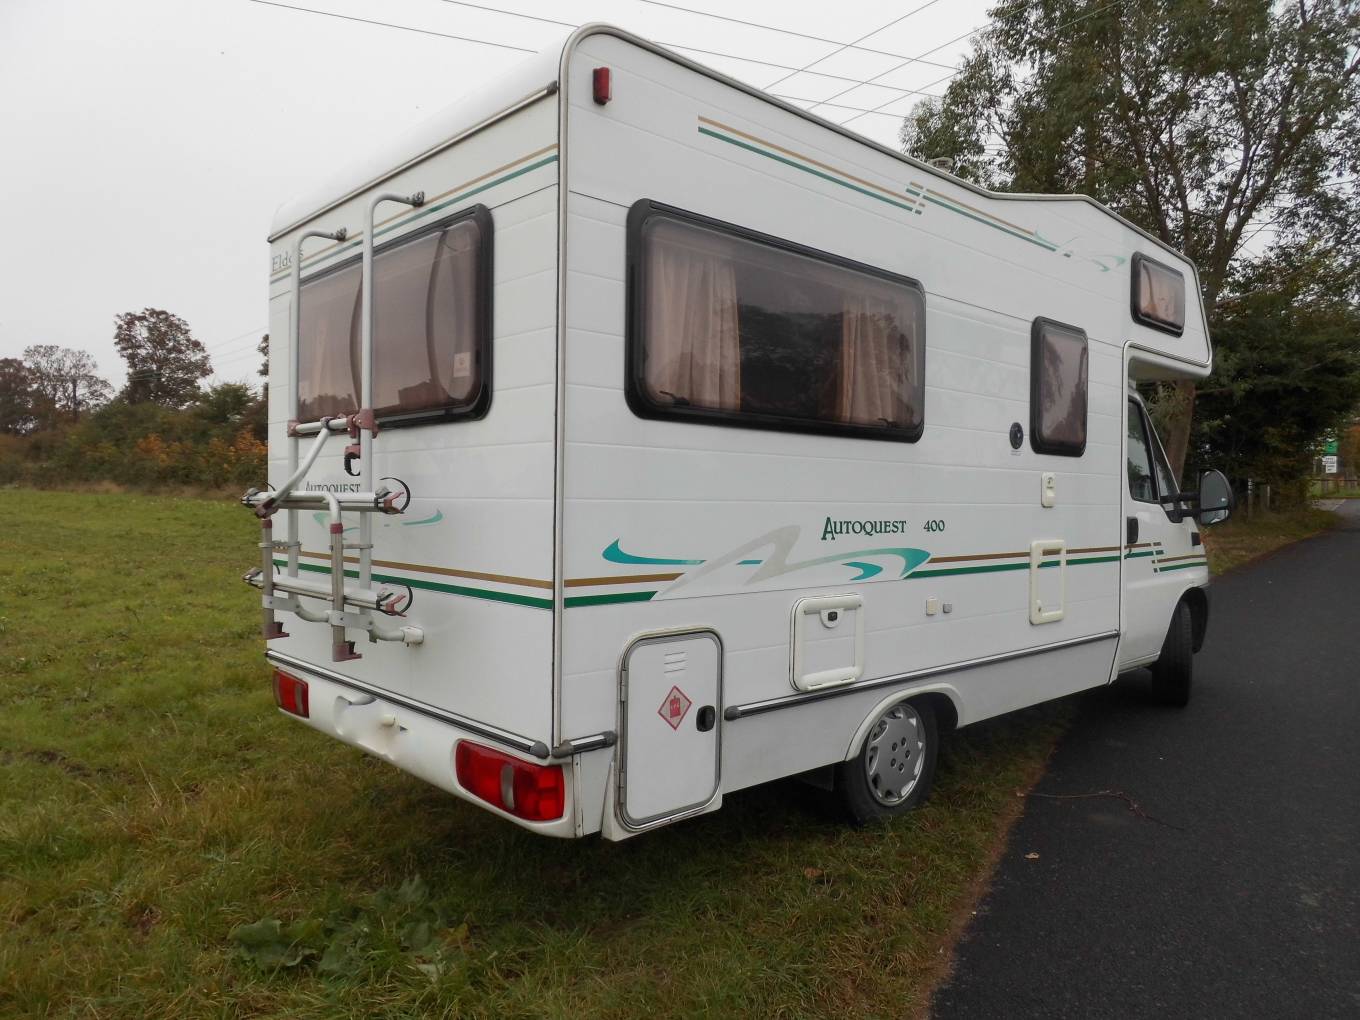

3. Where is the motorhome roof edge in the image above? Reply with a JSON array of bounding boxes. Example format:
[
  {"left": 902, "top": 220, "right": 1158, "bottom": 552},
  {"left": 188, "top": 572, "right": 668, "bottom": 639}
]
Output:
[
  {"left": 267, "top": 35, "right": 567, "bottom": 242},
  {"left": 271, "top": 24, "right": 1205, "bottom": 288}
]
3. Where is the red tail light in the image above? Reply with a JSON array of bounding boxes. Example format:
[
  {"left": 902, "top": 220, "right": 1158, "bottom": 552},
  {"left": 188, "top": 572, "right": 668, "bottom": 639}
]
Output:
[
  {"left": 272, "top": 669, "right": 309, "bottom": 718},
  {"left": 592, "top": 65, "right": 612, "bottom": 105},
  {"left": 455, "top": 741, "right": 565, "bottom": 821}
]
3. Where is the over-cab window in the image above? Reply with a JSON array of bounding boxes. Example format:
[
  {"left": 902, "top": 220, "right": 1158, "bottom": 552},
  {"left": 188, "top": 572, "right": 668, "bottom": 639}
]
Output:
[
  {"left": 297, "top": 205, "right": 492, "bottom": 426},
  {"left": 1030, "top": 318, "right": 1088, "bottom": 456},
  {"left": 1131, "top": 252, "right": 1185, "bottom": 336},
  {"left": 627, "top": 201, "right": 926, "bottom": 441}
]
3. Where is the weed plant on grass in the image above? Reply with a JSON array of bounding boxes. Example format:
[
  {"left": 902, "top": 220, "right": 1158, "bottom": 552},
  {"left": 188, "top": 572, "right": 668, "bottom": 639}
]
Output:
[{"left": 0, "top": 489, "right": 1064, "bottom": 1018}]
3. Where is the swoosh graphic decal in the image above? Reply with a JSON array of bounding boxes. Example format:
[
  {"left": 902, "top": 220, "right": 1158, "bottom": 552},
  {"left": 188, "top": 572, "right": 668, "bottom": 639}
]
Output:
[
  {"left": 603, "top": 540, "right": 704, "bottom": 566},
  {"left": 311, "top": 512, "right": 358, "bottom": 534},
  {"left": 843, "top": 561, "right": 883, "bottom": 581},
  {"left": 402, "top": 509, "right": 444, "bottom": 527}
]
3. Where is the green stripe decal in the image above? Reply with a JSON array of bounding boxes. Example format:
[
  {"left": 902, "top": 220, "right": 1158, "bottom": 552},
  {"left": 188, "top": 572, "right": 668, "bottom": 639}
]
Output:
[
  {"left": 1155, "top": 560, "right": 1209, "bottom": 573},
  {"left": 698, "top": 127, "right": 918, "bottom": 213},
  {"left": 272, "top": 154, "right": 559, "bottom": 281},
  {"left": 921, "top": 194, "right": 1059, "bottom": 251},
  {"left": 564, "top": 591, "right": 658, "bottom": 608},
  {"left": 276, "top": 560, "right": 552, "bottom": 610},
  {"left": 911, "top": 555, "right": 1118, "bottom": 579},
  {"left": 697, "top": 121, "right": 1066, "bottom": 253}
]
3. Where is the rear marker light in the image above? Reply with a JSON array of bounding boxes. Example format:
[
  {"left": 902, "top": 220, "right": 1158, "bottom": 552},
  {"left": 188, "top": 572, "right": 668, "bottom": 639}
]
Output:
[
  {"left": 455, "top": 741, "right": 565, "bottom": 822},
  {"left": 592, "top": 66, "right": 611, "bottom": 105},
  {"left": 272, "top": 669, "right": 309, "bottom": 718}
]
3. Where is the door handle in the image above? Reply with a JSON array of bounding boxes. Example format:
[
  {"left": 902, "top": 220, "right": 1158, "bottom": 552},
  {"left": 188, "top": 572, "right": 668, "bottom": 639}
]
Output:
[
  {"left": 1126, "top": 516, "right": 1139, "bottom": 546},
  {"left": 696, "top": 706, "right": 716, "bottom": 732}
]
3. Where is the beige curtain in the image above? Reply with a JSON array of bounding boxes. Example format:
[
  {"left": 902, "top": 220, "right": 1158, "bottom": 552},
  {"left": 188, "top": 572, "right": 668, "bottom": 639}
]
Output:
[
  {"left": 838, "top": 288, "right": 909, "bottom": 426},
  {"left": 644, "top": 221, "right": 741, "bottom": 411}
]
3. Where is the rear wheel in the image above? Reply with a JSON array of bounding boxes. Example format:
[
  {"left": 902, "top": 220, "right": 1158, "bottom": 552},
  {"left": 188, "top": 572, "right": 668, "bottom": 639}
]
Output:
[
  {"left": 1151, "top": 600, "right": 1194, "bottom": 706},
  {"left": 835, "top": 698, "right": 938, "bottom": 824}
]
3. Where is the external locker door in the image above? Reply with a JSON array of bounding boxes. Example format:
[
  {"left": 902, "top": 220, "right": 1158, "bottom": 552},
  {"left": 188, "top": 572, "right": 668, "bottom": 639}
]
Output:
[{"left": 619, "top": 631, "right": 722, "bottom": 829}]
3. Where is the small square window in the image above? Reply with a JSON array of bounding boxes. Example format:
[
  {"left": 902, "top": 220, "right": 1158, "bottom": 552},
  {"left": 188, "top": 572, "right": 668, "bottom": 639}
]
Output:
[
  {"left": 1131, "top": 252, "right": 1186, "bottom": 336},
  {"left": 1030, "top": 318, "right": 1088, "bottom": 457}
]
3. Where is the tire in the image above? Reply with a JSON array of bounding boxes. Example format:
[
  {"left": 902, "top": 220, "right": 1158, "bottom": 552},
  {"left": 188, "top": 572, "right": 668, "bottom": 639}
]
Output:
[
  {"left": 1151, "top": 600, "right": 1194, "bottom": 706},
  {"left": 835, "top": 697, "right": 938, "bottom": 824}
]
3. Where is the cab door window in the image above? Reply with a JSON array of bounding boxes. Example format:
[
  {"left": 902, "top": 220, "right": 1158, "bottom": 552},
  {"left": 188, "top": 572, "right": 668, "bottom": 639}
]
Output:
[{"left": 1127, "top": 399, "right": 1158, "bottom": 503}]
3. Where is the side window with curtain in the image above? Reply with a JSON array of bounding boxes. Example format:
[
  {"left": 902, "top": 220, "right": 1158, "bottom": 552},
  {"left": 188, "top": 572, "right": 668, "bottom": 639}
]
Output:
[
  {"left": 1030, "top": 318, "right": 1089, "bottom": 456},
  {"left": 1130, "top": 252, "right": 1186, "bottom": 336},
  {"left": 626, "top": 201, "right": 926, "bottom": 442},
  {"left": 297, "top": 205, "right": 492, "bottom": 426},
  {"left": 1127, "top": 399, "right": 1158, "bottom": 503}
]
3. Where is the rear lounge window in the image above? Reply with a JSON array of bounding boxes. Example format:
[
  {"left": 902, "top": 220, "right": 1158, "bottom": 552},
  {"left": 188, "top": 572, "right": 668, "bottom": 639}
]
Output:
[
  {"left": 1131, "top": 252, "right": 1186, "bottom": 336},
  {"left": 626, "top": 201, "right": 925, "bottom": 441},
  {"left": 1030, "top": 318, "right": 1089, "bottom": 456},
  {"left": 297, "top": 205, "right": 492, "bottom": 425}
]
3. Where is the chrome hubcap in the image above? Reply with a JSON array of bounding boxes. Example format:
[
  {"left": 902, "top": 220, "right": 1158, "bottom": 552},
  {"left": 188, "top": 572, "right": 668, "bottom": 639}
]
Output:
[{"left": 864, "top": 702, "right": 925, "bottom": 805}]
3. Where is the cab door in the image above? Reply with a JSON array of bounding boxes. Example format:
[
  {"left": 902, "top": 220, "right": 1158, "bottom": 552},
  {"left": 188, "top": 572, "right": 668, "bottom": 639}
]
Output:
[{"left": 1119, "top": 394, "right": 1196, "bottom": 668}]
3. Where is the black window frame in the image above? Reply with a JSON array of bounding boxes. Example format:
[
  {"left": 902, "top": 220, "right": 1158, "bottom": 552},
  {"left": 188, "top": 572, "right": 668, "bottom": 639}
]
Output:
[
  {"left": 624, "top": 199, "right": 927, "bottom": 444},
  {"left": 1127, "top": 396, "right": 1185, "bottom": 521},
  {"left": 1129, "top": 251, "right": 1186, "bottom": 337},
  {"left": 1029, "top": 316, "right": 1089, "bottom": 457},
  {"left": 1126, "top": 397, "right": 1159, "bottom": 505},
  {"left": 296, "top": 203, "right": 494, "bottom": 430}
]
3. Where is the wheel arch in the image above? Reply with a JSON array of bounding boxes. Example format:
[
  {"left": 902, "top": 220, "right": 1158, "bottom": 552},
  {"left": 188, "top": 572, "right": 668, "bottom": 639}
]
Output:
[
  {"left": 842, "top": 684, "right": 961, "bottom": 762},
  {"left": 1181, "top": 585, "right": 1209, "bottom": 653}
]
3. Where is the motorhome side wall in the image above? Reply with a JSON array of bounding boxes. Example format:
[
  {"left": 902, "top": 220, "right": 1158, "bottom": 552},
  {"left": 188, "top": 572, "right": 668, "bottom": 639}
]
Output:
[
  {"left": 264, "top": 90, "right": 560, "bottom": 742},
  {"left": 556, "top": 31, "right": 1211, "bottom": 825}
]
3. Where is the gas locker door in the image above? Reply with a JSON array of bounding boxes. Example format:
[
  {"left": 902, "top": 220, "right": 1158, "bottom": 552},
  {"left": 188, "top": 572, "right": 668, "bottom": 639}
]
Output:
[{"left": 619, "top": 631, "right": 722, "bottom": 830}]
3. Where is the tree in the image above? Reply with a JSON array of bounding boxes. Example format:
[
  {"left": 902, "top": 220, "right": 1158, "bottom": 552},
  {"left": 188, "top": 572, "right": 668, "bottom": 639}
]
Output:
[
  {"left": 192, "top": 382, "right": 257, "bottom": 428},
  {"left": 0, "top": 357, "right": 35, "bottom": 434},
  {"left": 114, "top": 308, "right": 212, "bottom": 407},
  {"left": 1187, "top": 242, "right": 1360, "bottom": 499},
  {"left": 901, "top": 0, "right": 1360, "bottom": 476},
  {"left": 22, "top": 345, "right": 113, "bottom": 427},
  {"left": 257, "top": 333, "right": 269, "bottom": 380}
]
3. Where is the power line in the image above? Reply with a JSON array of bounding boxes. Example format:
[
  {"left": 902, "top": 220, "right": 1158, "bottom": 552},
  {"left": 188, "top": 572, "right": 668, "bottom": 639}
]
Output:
[
  {"left": 762, "top": 0, "right": 945, "bottom": 94},
  {"left": 840, "top": 0, "right": 1124, "bottom": 126},
  {"left": 430, "top": 1, "right": 946, "bottom": 98},
  {"left": 631, "top": 0, "right": 959, "bottom": 71},
  {"left": 244, "top": 0, "right": 537, "bottom": 52},
  {"left": 807, "top": 14, "right": 996, "bottom": 116},
  {"left": 772, "top": 94, "right": 915, "bottom": 118},
  {"left": 203, "top": 325, "right": 267, "bottom": 354},
  {"left": 256, "top": 0, "right": 942, "bottom": 98}
]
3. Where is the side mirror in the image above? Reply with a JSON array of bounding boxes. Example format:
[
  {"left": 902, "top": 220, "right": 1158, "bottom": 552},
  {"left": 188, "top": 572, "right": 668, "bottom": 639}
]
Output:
[{"left": 1197, "top": 469, "right": 1234, "bottom": 525}]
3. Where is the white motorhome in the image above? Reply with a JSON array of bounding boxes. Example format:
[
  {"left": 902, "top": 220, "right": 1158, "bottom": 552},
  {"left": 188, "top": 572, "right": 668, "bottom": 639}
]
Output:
[{"left": 245, "top": 25, "right": 1234, "bottom": 839}]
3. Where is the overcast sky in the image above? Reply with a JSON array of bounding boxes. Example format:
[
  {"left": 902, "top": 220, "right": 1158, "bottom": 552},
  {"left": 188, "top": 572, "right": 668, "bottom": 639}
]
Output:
[{"left": 0, "top": 0, "right": 993, "bottom": 389}]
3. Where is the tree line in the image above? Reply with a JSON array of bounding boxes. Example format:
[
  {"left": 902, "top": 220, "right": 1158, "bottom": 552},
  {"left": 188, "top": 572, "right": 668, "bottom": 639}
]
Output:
[{"left": 0, "top": 309, "right": 268, "bottom": 489}]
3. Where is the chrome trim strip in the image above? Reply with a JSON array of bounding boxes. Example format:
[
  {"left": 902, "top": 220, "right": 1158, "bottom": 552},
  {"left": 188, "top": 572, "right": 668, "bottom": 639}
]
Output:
[
  {"left": 550, "top": 731, "right": 617, "bottom": 758},
  {"left": 265, "top": 650, "right": 552, "bottom": 758},
  {"left": 722, "top": 630, "right": 1120, "bottom": 721},
  {"left": 268, "top": 83, "right": 559, "bottom": 242}
]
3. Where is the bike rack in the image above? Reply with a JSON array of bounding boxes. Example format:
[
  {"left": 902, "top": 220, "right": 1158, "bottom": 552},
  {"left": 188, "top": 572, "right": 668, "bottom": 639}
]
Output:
[{"left": 243, "top": 191, "right": 428, "bottom": 661}]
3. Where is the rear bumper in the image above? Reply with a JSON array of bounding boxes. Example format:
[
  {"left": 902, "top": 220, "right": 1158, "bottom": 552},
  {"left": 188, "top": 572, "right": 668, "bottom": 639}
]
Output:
[{"left": 265, "top": 652, "right": 580, "bottom": 838}]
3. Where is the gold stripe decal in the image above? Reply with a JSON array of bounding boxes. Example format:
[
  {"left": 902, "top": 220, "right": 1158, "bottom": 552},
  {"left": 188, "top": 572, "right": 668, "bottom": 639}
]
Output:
[
  {"left": 270, "top": 144, "right": 559, "bottom": 281},
  {"left": 298, "top": 550, "right": 551, "bottom": 590},
  {"left": 697, "top": 116, "right": 918, "bottom": 208}
]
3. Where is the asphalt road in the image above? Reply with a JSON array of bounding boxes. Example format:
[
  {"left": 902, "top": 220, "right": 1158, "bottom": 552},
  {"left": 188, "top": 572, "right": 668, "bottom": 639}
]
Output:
[{"left": 932, "top": 502, "right": 1360, "bottom": 1019}]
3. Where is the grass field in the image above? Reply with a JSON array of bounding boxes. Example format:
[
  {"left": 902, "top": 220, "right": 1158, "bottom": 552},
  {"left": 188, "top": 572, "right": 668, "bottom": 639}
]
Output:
[{"left": 0, "top": 489, "right": 1069, "bottom": 1019}]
